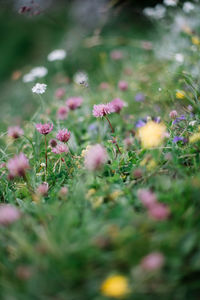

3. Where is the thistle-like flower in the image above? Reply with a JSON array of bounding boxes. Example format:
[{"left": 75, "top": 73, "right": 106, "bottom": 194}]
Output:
[
  {"left": 56, "top": 129, "right": 71, "bottom": 143},
  {"left": 7, "top": 153, "right": 30, "bottom": 178}
]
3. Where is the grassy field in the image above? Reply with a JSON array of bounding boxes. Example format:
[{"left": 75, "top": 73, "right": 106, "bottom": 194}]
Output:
[{"left": 1, "top": 2, "right": 200, "bottom": 300}]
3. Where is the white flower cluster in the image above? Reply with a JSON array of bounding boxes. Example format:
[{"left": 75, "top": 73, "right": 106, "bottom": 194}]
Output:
[
  {"left": 32, "top": 83, "right": 47, "bottom": 94},
  {"left": 47, "top": 49, "right": 67, "bottom": 61},
  {"left": 163, "top": 0, "right": 178, "bottom": 7},
  {"left": 23, "top": 66, "right": 48, "bottom": 83},
  {"left": 183, "top": 2, "right": 195, "bottom": 13},
  {"left": 73, "top": 71, "right": 88, "bottom": 86},
  {"left": 143, "top": 4, "right": 166, "bottom": 19}
]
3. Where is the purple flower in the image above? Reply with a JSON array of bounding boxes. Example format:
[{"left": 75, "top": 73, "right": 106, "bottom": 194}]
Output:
[
  {"left": 136, "top": 119, "right": 146, "bottom": 128},
  {"left": 93, "top": 103, "right": 112, "bottom": 118},
  {"left": 172, "top": 136, "right": 184, "bottom": 143},
  {"left": 172, "top": 115, "right": 186, "bottom": 125},
  {"left": 110, "top": 98, "right": 125, "bottom": 113},
  {"left": 35, "top": 123, "right": 53, "bottom": 135},
  {"left": 135, "top": 93, "right": 145, "bottom": 102},
  {"left": 56, "top": 129, "right": 71, "bottom": 143}
]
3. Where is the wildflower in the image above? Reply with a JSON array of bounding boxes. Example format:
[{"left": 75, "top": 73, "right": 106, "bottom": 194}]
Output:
[
  {"left": 123, "top": 136, "right": 134, "bottom": 149},
  {"left": 30, "top": 66, "right": 48, "bottom": 78},
  {"left": 135, "top": 93, "right": 145, "bottom": 102},
  {"left": 99, "top": 82, "right": 110, "bottom": 90},
  {"left": 0, "top": 204, "right": 20, "bottom": 225},
  {"left": 183, "top": 2, "right": 195, "bottom": 13},
  {"left": 7, "top": 153, "right": 30, "bottom": 178},
  {"left": 138, "top": 121, "right": 166, "bottom": 148},
  {"left": 36, "top": 182, "right": 48, "bottom": 196},
  {"left": 73, "top": 71, "right": 88, "bottom": 85},
  {"left": 55, "top": 88, "right": 65, "bottom": 99},
  {"left": 49, "top": 139, "right": 57, "bottom": 148},
  {"left": 81, "top": 145, "right": 92, "bottom": 158},
  {"left": 176, "top": 90, "right": 185, "bottom": 99},
  {"left": 133, "top": 168, "right": 143, "bottom": 178},
  {"left": 32, "top": 83, "right": 47, "bottom": 94},
  {"left": 118, "top": 80, "right": 128, "bottom": 91},
  {"left": 175, "top": 53, "right": 184, "bottom": 63},
  {"left": 148, "top": 203, "right": 170, "bottom": 220},
  {"left": 57, "top": 106, "right": 68, "bottom": 120},
  {"left": 136, "top": 119, "right": 147, "bottom": 128},
  {"left": 52, "top": 143, "right": 69, "bottom": 154},
  {"left": 191, "top": 36, "right": 200, "bottom": 46},
  {"left": 56, "top": 129, "right": 71, "bottom": 143},
  {"left": 84, "top": 144, "right": 108, "bottom": 171},
  {"left": 101, "top": 275, "right": 129, "bottom": 298},
  {"left": 47, "top": 49, "right": 66, "bottom": 61},
  {"left": 59, "top": 186, "right": 68, "bottom": 198},
  {"left": 23, "top": 73, "right": 35, "bottom": 83},
  {"left": 16, "top": 266, "right": 31, "bottom": 280},
  {"left": 189, "top": 132, "right": 200, "bottom": 143},
  {"left": 8, "top": 126, "right": 24, "bottom": 139},
  {"left": 143, "top": 5, "right": 166, "bottom": 19},
  {"left": 110, "top": 50, "right": 123, "bottom": 60},
  {"left": 163, "top": 0, "right": 178, "bottom": 6},
  {"left": 35, "top": 123, "right": 53, "bottom": 135},
  {"left": 66, "top": 97, "right": 83, "bottom": 110},
  {"left": 92, "top": 103, "right": 112, "bottom": 117},
  {"left": 172, "top": 115, "right": 186, "bottom": 125},
  {"left": 137, "top": 189, "right": 157, "bottom": 209},
  {"left": 172, "top": 136, "right": 184, "bottom": 143},
  {"left": 169, "top": 110, "right": 178, "bottom": 118},
  {"left": 189, "top": 120, "right": 196, "bottom": 126},
  {"left": 141, "top": 252, "right": 165, "bottom": 271},
  {"left": 110, "top": 98, "right": 125, "bottom": 113},
  {"left": 187, "top": 105, "right": 193, "bottom": 112}
]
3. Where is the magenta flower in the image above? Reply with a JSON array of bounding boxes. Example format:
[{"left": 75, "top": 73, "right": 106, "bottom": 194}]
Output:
[
  {"left": 8, "top": 126, "right": 24, "bottom": 139},
  {"left": 137, "top": 188, "right": 157, "bottom": 209},
  {"left": 57, "top": 106, "right": 68, "bottom": 120},
  {"left": 36, "top": 182, "right": 49, "bottom": 196},
  {"left": 35, "top": 123, "right": 53, "bottom": 135},
  {"left": 169, "top": 110, "right": 178, "bottom": 119},
  {"left": 55, "top": 88, "right": 65, "bottom": 99},
  {"left": 49, "top": 139, "right": 57, "bottom": 148},
  {"left": 66, "top": 97, "right": 83, "bottom": 110},
  {"left": 59, "top": 186, "right": 68, "bottom": 198},
  {"left": 7, "top": 153, "right": 30, "bottom": 178},
  {"left": 110, "top": 98, "right": 125, "bottom": 113},
  {"left": 0, "top": 204, "right": 21, "bottom": 226},
  {"left": 93, "top": 103, "right": 113, "bottom": 118},
  {"left": 110, "top": 50, "right": 123, "bottom": 60},
  {"left": 52, "top": 143, "right": 69, "bottom": 154},
  {"left": 99, "top": 82, "right": 110, "bottom": 90},
  {"left": 56, "top": 129, "right": 71, "bottom": 143},
  {"left": 141, "top": 252, "right": 165, "bottom": 271},
  {"left": 148, "top": 203, "right": 170, "bottom": 220},
  {"left": 118, "top": 80, "right": 128, "bottom": 91},
  {"left": 84, "top": 144, "right": 108, "bottom": 171}
]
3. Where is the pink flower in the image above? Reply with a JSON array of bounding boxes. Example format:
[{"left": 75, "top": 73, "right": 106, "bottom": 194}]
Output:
[
  {"left": 141, "top": 252, "right": 165, "bottom": 271},
  {"left": 56, "top": 129, "right": 71, "bottom": 143},
  {"left": 0, "top": 204, "right": 20, "bottom": 225},
  {"left": 99, "top": 82, "right": 110, "bottom": 90},
  {"left": 36, "top": 182, "right": 48, "bottom": 196},
  {"left": 35, "top": 123, "right": 53, "bottom": 135},
  {"left": 169, "top": 110, "right": 178, "bottom": 119},
  {"left": 118, "top": 80, "right": 128, "bottom": 91},
  {"left": 137, "top": 189, "right": 157, "bottom": 209},
  {"left": 52, "top": 143, "right": 69, "bottom": 154},
  {"left": 110, "top": 50, "right": 123, "bottom": 60},
  {"left": 66, "top": 97, "right": 83, "bottom": 110},
  {"left": 93, "top": 103, "right": 112, "bottom": 118},
  {"left": 148, "top": 203, "right": 170, "bottom": 220},
  {"left": 84, "top": 144, "right": 108, "bottom": 171},
  {"left": 8, "top": 126, "right": 24, "bottom": 139},
  {"left": 7, "top": 153, "right": 30, "bottom": 178},
  {"left": 110, "top": 98, "right": 125, "bottom": 113},
  {"left": 55, "top": 88, "right": 65, "bottom": 99},
  {"left": 57, "top": 106, "right": 68, "bottom": 120},
  {"left": 59, "top": 186, "right": 68, "bottom": 198},
  {"left": 123, "top": 137, "right": 133, "bottom": 148},
  {"left": 49, "top": 139, "right": 57, "bottom": 148}
]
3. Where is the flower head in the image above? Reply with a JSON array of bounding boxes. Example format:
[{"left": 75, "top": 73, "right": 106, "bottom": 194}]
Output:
[
  {"left": 137, "top": 189, "right": 157, "bottom": 209},
  {"left": 99, "top": 82, "right": 110, "bottom": 90},
  {"left": 176, "top": 90, "right": 185, "bottom": 99},
  {"left": 7, "top": 153, "right": 30, "bottom": 178},
  {"left": 110, "top": 50, "right": 124, "bottom": 60},
  {"left": 110, "top": 98, "right": 125, "bottom": 113},
  {"left": 0, "top": 204, "right": 20, "bottom": 225},
  {"left": 93, "top": 103, "right": 112, "bottom": 118},
  {"left": 66, "top": 97, "right": 83, "bottom": 110},
  {"left": 52, "top": 143, "right": 69, "bottom": 154},
  {"left": 55, "top": 88, "right": 65, "bottom": 99},
  {"left": 35, "top": 123, "right": 53, "bottom": 135},
  {"left": 32, "top": 83, "right": 47, "bottom": 94},
  {"left": 148, "top": 203, "right": 170, "bottom": 220},
  {"left": 47, "top": 49, "right": 66, "bottom": 61},
  {"left": 36, "top": 182, "right": 49, "bottom": 196},
  {"left": 135, "top": 93, "right": 145, "bottom": 102},
  {"left": 56, "top": 129, "right": 71, "bottom": 143},
  {"left": 8, "top": 126, "right": 24, "bottom": 139},
  {"left": 138, "top": 121, "right": 166, "bottom": 148},
  {"left": 73, "top": 71, "right": 88, "bottom": 85},
  {"left": 84, "top": 144, "right": 108, "bottom": 171},
  {"left": 118, "top": 80, "right": 128, "bottom": 91},
  {"left": 101, "top": 275, "right": 129, "bottom": 298},
  {"left": 169, "top": 110, "right": 178, "bottom": 119},
  {"left": 49, "top": 139, "right": 57, "bottom": 148},
  {"left": 57, "top": 106, "right": 68, "bottom": 120},
  {"left": 30, "top": 66, "right": 48, "bottom": 78},
  {"left": 141, "top": 252, "right": 165, "bottom": 271}
]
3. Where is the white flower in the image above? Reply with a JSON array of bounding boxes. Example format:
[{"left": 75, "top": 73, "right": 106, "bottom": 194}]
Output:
[
  {"left": 32, "top": 83, "right": 47, "bottom": 94},
  {"left": 175, "top": 53, "right": 184, "bottom": 63},
  {"left": 30, "top": 66, "right": 48, "bottom": 78},
  {"left": 47, "top": 49, "right": 67, "bottom": 61},
  {"left": 143, "top": 5, "right": 166, "bottom": 19},
  {"left": 189, "top": 120, "right": 197, "bottom": 126},
  {"left": 183, "top": 2, "right": 195, "bottom": 13},
  {"left": 23, "top": 73, "right": 35, "bottom": 83},
  {"left": 163, "top": 0, "right": 178, "bottom": 7},
  {"left": 73, "top": 71, "right": 88, "bottom": 85}
]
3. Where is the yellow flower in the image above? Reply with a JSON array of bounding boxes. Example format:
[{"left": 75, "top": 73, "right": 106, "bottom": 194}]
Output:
[
  {"left": 101, "top": 275, "right": 129, "bottom": 298},
  {"left": 176, "top": 90, "right": 185, "bottom": 99},
  {"left": 192, "top": 36, "right": 200, "bottom": 46},
  {"left": 146, "top": 159, "right": 157, "bottom": 171},
  {"left": 189, "top": 132, "right": 200, "bottom": 143},
  {"left": 86, "top": 188, "right": 96, "bottom": 199},
  {"left": 138, "top": 121, "right": 166, "bottom": 149},
  {"left": 81, "top": 145, "right": 92, "bottom": 158},
  {"left": 182, "top": 25, "right": 192, "bottom": 35},
  {"left": 109, "top": 190, "right": 122, "bottom": 201}
]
